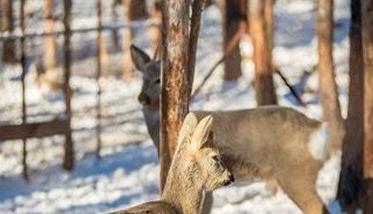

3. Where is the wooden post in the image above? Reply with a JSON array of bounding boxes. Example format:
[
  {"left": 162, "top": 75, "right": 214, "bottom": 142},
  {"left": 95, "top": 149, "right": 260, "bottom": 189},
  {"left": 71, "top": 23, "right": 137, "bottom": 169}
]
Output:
[
  {"left": 316, "top": 0, "right": 344, "bottom": 151},
  {"left": 337, "top": 0, "right": 364, "bottom": 211},
  {"left": 62, "top": 0, "right": 74, "bottom": 171},
  {"left": 20, "top": 0, "right": 28, "bottom": 181},
  {"left": 121, "top": 0, "right": 148, "bottom": 80},
  {"left": 362, "top": 0, "right": 373, "bottom": 212},
  {"left": 95, "top": 0, "right": 103, "bottom": 159},
  {"left": 248, "top": 0, "right": 277, "bottom": 105},
  {"left": 221, "top": 0, "right": 243, "bottom": 81},
  {"left": 43, "top": 0, "right": 57, "bottom": 70},
  {"left": 0, "top": 0, "right": 17, "bottom": 64}
]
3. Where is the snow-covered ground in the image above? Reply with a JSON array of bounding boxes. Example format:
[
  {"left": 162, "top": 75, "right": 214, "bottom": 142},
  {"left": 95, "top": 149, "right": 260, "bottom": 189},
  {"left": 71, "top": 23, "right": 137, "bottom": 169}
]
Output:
[{"left": 0, "top": 0, "right": 351, "bottom": 213}]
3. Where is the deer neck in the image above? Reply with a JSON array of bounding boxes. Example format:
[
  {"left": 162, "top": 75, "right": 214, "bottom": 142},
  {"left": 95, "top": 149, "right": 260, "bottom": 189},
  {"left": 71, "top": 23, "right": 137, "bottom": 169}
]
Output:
[
  {"left": 161, "top": 152, "right": 203, "bottom": 214},
  {"left": 142, "top": 106, "right": 161, "bottom": 150}
]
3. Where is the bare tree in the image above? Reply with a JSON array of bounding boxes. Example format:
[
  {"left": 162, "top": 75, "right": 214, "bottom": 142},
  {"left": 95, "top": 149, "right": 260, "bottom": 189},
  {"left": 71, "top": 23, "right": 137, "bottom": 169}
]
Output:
[
  {"left": 0, "top": 0, "right": 17, "bottom": 64},
  {"left": 20, "top": 0, "right": 28, "bottom": 180},
  {"left": 337, "top": 0, "right": 364, "bottom": 212},
  {"left": 361, "top": 0, "right": 373, "bottom": 212},
  {"left": 316, "top": 0, "right": 344, "bottom": 151},
  {"left": 62, "top": 0, "right": 74, "bottom": 171},
  {"left": 95, "top": 0, "right": 103, "bottom": 158},
  {"left": 43, "top": 0, "right": 57, "bottom": 70},
  {"left": 160, "top": 0, "right": 205, "bottom": 192},
  {"left": 220, "top": 0, "right": 245, "bottom": 81},
  {"left": 148, "top": 0, "right": 162, "bottom": 55},
  {"left": 122, "top": 0, "right": 148, "bottom": 80},
  {"left": 264, "top": 0, "right": 274, "bottom": 54},
  {"left": 248, "top": 0, "right": 277, "bottom": 105}
]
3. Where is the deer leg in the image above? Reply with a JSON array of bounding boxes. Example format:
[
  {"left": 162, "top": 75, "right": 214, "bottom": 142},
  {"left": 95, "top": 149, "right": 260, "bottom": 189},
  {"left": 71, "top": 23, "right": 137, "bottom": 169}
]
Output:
[
  {"left": 200, "top": 191, "right": 213, "bottom": 214},
  {"left": 276, "top": 160, "right": 329, "bottom": 214}
]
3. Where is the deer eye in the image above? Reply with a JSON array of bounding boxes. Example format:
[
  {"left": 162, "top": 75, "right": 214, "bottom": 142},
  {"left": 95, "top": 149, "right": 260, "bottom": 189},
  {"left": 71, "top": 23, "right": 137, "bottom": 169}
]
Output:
[
  {"left": 212, "top": 155, "right": 219, "bottom": 162},
  {"left": 155, "top": 79, "right": 160, "bottom": 84}
]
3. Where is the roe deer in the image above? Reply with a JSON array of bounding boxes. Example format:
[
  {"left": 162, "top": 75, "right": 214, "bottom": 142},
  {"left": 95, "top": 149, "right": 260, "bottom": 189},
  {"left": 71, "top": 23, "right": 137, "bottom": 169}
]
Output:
[
  {"left": 109, "top": 113, "right": 234, "bottom": 214},
  {"left": 130, "top": 45, "right": 332, "bottom": 214}
]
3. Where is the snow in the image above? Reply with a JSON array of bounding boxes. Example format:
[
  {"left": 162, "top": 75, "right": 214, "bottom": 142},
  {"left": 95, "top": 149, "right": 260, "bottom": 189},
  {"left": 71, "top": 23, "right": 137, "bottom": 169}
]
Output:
[{"left": 0, "top": 0, "right": 351, "bottom": 213}]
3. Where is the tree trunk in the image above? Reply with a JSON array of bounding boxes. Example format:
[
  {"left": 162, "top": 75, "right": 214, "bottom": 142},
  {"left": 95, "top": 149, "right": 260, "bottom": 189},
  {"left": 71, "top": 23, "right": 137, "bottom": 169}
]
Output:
[
  {"left": 316, "top": 0, "right": 344, "bottom": 152},
  {"left": 0, "top": 0, "right": 17, "bottom": 64},
  {"left": 264, "top": 0, "right": 274, "bottom": 54},
  {"left": 43, "top": 0, "right": 57, "bottom": 70},
  {"left": 122, "top": 0, "right": 148, "bottom": 80},
  {"left": 160, "top": 0, "right": 205, "bottom": 192},
  {"left": 361, "top": 0, "right": 373, "bottom": 212},
  {"left": 337, "top": 0, "right": 364, "bottom": 212},
  {"left": 111, "top": 0, "right": 121, "bottom": 51},
  {"left": 221, "top": 0, "right": 243, "bottom": 81},
  {"left": 160, "top": 0, "right": 191, "bottom": 192},
  {"left": 62, "top": 0, "right": 74, "bottom": 171},
  {"left": 20, "top": 0, "right": 28, "bottom": 180},
  {"left": 95, "top": 0, "right": 103, "bottom": 159},
  {"left": 149, "top": 0, "right": 162, "bottom": 56},
  {"left": 248, "top": 0, "right": 277, "bottom": 105}
]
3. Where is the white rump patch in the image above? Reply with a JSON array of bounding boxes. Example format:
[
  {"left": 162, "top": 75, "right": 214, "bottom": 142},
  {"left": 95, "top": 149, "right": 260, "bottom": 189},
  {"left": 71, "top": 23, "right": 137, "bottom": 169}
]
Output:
[{"left": 308, "top": 123, "right": 329, "bottom": 161}]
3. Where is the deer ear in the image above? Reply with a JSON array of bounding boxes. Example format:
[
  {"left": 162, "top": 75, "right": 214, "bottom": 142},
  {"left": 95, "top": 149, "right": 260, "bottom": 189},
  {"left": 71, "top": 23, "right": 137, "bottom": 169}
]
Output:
[
  {"left": 178, "top": 112, "right": 198, "bottom": 146},
  {"left": 130, "top": 45, "right": 151, "bottom": 71},
  {"left": 191, "top": 115, "right": 213, "bottom": 150}
]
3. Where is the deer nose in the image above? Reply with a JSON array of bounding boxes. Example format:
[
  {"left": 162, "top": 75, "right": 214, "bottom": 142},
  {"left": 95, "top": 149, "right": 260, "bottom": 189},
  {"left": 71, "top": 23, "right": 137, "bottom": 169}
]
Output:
[
  {"left": 224, "top": 173, "right": 234, "bottom": 186},
  {"left": 229, "top": 173, "right": 235, "bottom": 183},
  {"left": 138, "top": 92, "right": 151, "bottom": 105}
]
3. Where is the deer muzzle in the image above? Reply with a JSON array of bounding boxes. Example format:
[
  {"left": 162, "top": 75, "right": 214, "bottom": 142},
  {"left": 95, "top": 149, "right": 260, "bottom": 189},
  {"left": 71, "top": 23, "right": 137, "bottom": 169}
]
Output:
[{"left": 138, "top": 92, "right": 151, "bottom": 105}]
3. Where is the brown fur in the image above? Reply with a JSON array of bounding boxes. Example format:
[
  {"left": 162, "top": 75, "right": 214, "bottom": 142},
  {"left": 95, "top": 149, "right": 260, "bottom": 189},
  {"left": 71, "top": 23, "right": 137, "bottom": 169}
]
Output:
[
  {"left": 130, "top": 45, "right": 331, "bottom": 214},
  {"left": 109, "top": 113, "right": 234, "bottom": 214}
]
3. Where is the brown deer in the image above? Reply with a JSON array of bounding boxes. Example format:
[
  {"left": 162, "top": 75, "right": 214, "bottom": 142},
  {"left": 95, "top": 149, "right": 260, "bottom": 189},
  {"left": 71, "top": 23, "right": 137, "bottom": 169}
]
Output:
[
  {"left": 108, "top": 113, "right": 234, "bottom": 214},
  {"left": 130, "top": 45, "right": 332, "bottom": 214}
]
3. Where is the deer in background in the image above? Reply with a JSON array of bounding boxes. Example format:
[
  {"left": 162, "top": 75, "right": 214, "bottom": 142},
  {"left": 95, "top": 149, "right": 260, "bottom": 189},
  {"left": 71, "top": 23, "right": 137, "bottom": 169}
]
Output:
[
  {"left": 109, "top": 113, "right": 234, "bottom": 214},
  {"left": 131, "top": 45, "right": 332, "bottom": 214}
]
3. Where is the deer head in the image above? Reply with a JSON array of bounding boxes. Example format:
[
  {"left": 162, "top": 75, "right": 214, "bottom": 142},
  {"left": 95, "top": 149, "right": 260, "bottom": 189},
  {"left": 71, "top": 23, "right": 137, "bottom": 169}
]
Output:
[
  {"left": 130, "top": 45, "right": 161, "bottom": 109},
  {"left": 171, "top": 113, "right": 234, "bottom": 192}
]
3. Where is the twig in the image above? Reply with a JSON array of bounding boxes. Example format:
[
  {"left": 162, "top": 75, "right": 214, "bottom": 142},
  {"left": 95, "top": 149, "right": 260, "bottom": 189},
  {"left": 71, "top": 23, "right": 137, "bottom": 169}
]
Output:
[
  {"left": 274, "top": 68, "right": 306, "bottom": 107},
  {"left": 189, "top": 0, "right": 206, "bottom": 90},
  {"left": 191, "top": 20, "right": 247, "bottom": 99}
]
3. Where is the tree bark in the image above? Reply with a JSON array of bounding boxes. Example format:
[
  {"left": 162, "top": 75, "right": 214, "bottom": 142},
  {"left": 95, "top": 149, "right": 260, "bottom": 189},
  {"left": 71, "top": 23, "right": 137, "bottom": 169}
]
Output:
[
  {"left": 111, "top": 0, "right": 121, "bottom": 51},
  {"left": 221, "top": 0, "right": 244, "bottom": 81},
  {"left": 149, "top": 0, "right": 162, "bottom": 55},
  {"left": 264, "top": 0, "right": 274, "bottom": 54},
  {"left": 122, "top": 0, "right": 148, "bottom": 80},
  {"left": 160, "top": 0, "right": 205, "bottom": 192},
  {"left": 337, "top": 0, "right": 364, "bottom": 211},
  {"left": 0, "top": 0, "right": 17, "bottom": 64},
  {"left": 160, "top": 0, "right": 191, "bottom": 192},
  {"left": 316, "top": 0, "right": 344, "bottom": 151},
  {"left": 62, "top": 0, "right": 74, "bottom": 171},
  {"left": 43, "top": 0, "right": 57, "bottom": 70},
  {"left": 361, "top": 0, "right": 373, "bottom": 212},
  {"left": 20, "top": 0, "right": 28, "bottom": 181},
  {"left": 249, "top": 0, "right": 277, "bottom": 105},
  {"left": 95, "top": 0, "right": 103, "bottom": 159}
]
